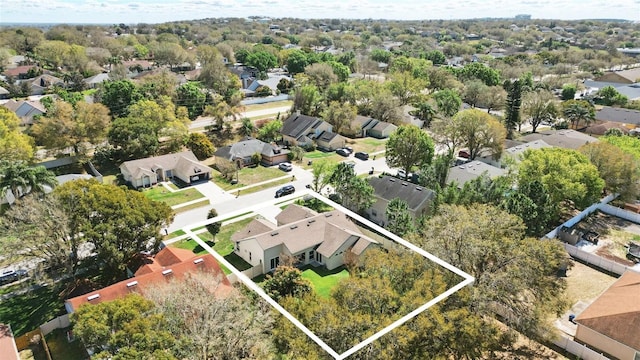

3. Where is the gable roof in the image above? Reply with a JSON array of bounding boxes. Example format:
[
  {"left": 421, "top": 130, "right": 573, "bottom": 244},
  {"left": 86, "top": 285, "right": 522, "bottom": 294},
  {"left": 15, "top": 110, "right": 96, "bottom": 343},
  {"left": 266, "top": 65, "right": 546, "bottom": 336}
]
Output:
[
  {"left": 585, "top": 122, "right": 630, "bottom": 136},
  {"left": 503, "top": 140, "right": 552, "bottom": 160},
  {"left": 519, "top": 129, "right": 598, "bottom": 150},
  {"left": 371, "top": 121, "right": 397, "bottom": 133},
  {"left": 353, "top": 115, "right": 378, "bottom": 130},
  {"left": 0, "top": 86, "right": 8, "bottom": 96},
  {"left": 120, "top": 151, "right": 211, "bottom": 179},
  {"left": 447, "top": 161, "right": 506, "bottom": 188},
  {"left": 575, "top": 271, "right": 640, "bottom": 351},
  {"left": 214, "top": 137, "right": 287, "bottom": 161},
  {"left": 236, "top": 210, "right": 377, "bottom": 257},
  {"left": 595, "top": 107, "right": 640, "bottom": 126},
  {"left": 316, "top": 130, "right": 341, "bottom": 143},
  {"left": 85, "top": 73, "right": 110, "bottom": 85},
  {"left": 231, "top": 218, "right": 276, "bottom": 242},
  {"left": 597, "top": 68, "right": 640, "bottom": 83},
  {"left": 275, "top": 204, "right": 318, "bottom": 225},
  {"left": 368, "top": 175, "right": 436, "bottom": 212},
  {"left": 281, "top": 113, "right": 324, "bottom": 139},
  {"left": 66, "top": 251, "right": 231, "bottom": 312},
  {"left": 3, "top": 65, "right": 35, "bottom": 77}
]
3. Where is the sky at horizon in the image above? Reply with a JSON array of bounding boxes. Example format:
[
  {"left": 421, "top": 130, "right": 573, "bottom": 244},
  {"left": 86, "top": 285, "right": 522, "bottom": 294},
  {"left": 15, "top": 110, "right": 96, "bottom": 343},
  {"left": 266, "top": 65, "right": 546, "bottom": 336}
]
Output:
[{"left": 0, "top": 0, "right": 639, "bottom": 25}]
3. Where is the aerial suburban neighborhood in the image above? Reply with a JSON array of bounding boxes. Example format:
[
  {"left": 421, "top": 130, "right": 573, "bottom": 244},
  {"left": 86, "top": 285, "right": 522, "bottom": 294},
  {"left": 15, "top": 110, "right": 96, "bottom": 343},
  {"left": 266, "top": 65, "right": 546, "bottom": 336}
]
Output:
[{"left": 1, "top": 8, "right": 640, "bottom": 360}]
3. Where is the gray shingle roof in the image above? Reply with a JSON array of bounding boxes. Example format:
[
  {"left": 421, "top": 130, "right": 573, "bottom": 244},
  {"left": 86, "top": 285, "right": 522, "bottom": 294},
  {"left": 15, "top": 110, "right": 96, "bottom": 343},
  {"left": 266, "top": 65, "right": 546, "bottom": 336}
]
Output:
[
  {"left": 520, "top": 130, "right": 599, "bottom": 150},
  {"left": 281, "top": 113, "right": 323, "bottom": 139},
  {"left": 120, "top": 151, "right": 211, "bottom": 179},
  {"left": 275, "top": 204, "right": 318, "bottom": 225},
  {"left": 447, "top": 161, "right": 505, "bottom": 188},
  {"left": 214, "top": 137, "right": 287, "bottom": 160},
  {"left": 595, "top": 107, "right": 640, "bottom": 125},
  {"left": 368, "top": 175, "right": 436, "bottom": 212}
]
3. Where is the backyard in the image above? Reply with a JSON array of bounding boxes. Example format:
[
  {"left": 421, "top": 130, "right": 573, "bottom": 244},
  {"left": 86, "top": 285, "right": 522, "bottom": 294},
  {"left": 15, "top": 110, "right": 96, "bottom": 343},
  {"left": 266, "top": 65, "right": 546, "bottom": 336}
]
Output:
[
  {"left": 349, "top": 137, "right": 387, "bottom": 154},
  {"left": 169, "top": 217, "right": 255, "bottom": 274},
  {"left": 300, "top": 266, "right": 349, "bottom": 298},
  {"left": 142, "top": 186, "right": 204, "bottom": 207},
  {"left": 46, "top": 328, "right": 88, "bottom": 360},
  {"left": 577, "top": 211, "right": 640, "bottom": 265},
  {"left": 0, "top": 285, "right": 66, "bottom": 337}
]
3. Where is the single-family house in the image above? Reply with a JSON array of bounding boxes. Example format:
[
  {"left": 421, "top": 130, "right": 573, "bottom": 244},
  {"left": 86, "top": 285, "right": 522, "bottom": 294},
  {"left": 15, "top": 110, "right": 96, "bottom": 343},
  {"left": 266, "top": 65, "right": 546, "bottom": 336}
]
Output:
[
  {"left": 0, "top": 324, "right": 18, "bottom": 360},
  {"left": 3, "top": 65, "right": 36, "bottom": 79},
  {"left": 478, "top": 140, "right": 552, "bottom": 168},
  {"left": 84, "top": 73, "right": 110, "bottom": 88},
  {"left": 447, "top": 161, "right": 506, "bottom": 188},
  {"left": 595, "top": 107, "right": 640, "bottom": 127},
  {"left": 233, "top": 208, "right": 378, "bottom": 274},
  {"left": 519, "top": 130, "right": 598, "bottom": 150},
  {"left": 280, "top": 113, "right": 333, "bottom": 148},
  {"left": 368, "top": 121, "right": 397, "bottom": 139},
  {"left": 595, "top": 68, "right": 640, "bottom": 84},
  {"left": 585, "top": 122, "right": 630, "bottom": 136},
  {"left": 243, "top": 75, "right": 291, "bottom": 97},
  {"left": 275, "top": 204, "right": 318, "bottom": 226},
  {"left": 315, "top": 131, "right": 345, "bottom": 151},
  {"left": 119, "top": 150, "right": 213, "bottom": 188},
  {"left": 2, "top": 99, "right": 46, "bottom": 126},
  {"left": 29, "top": 74, "right": 64, "bottom": 95},
  {"left": 229, "top": 65, "right": 260, "bottom": 89},
  {"left": 351, "top": 115, "right": 378, "bottom": 138},
  {"left": 574, "top": 271, "right": 640, "bottom": 360},
  {"left": 365, "top": 175, "right": 436, "bottom": 227},
  {"left": 65, "top": 247, "right": 231, "bottom": 313},
  {"left": 214, "top": 137, "right": 290, "bottom": 168},
  {"left": 0, "top": 86, "right": 9, "bottom": 99}
]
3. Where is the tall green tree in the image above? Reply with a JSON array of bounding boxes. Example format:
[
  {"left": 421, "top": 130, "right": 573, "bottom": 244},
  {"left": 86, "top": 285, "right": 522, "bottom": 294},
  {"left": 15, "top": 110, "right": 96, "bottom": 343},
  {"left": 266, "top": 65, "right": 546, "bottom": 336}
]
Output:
[
  {"left": 385, "top": 198, "right": 415, "bottom": 236},
  {"left": 310, "top": 160, "right": 336, "bottom": 194},
  {"left": 175, "top": 82, "right": 207, "bottom": 120},
  {"left": 257, "top": 119, "right": 282, "bottom": 143},
  {"left": 462, "top": 79, "right": 488, "bottom": 108},
  {"left": 321, "top": 101, "right": 356, "bottom": 135},
  {"left": 503, "top": 79, "right": 523, "bottom": 139},
  {"left": 292, "top": 83, "right": 323, "bottom": 117},
  {"left": 501, "top": 180, "right": 554, "bottom": 237},
  {"left": 433, "top": 89, "right": 462, "bottom": 118},
  {"left": 579, "top": 142, "right": 640, "bottom": 201},
  {"left": 0, "top": 160, "right": 57, "bottom": 202},
  {"left": 186, "top": 133, "right": 215, "bottom": 160},
  {"left": 263, "top": 266, "right": 313, "bottom": 302},
  {"left": 385, "top": 125, "right": 435, "bottom": 178},
  {"left": 518, "top": 148, "right": 605, "bottom": 212},
  {"left": 55, "top": 180, "right": 173, "bottom": 284},
  {"left": 414, "top": 204, "right": 569, "bottom": 340},
  {"left": 0, "top": 106, "right": 34, "bottom": 162},
  {"left": 458, "top": 62, "right": 501, "bottom": 86},
  {"left": 522, "top": 89, "right": 558, "bottom": 133},
  {"left": 108, "top": 116, "right": 160, "bottom": 160},
  {"left": 386, "top": 71, "right": 427, "bottom": 105},
  {"left": 245, "top": 50, "right": 278, "bottom": 74},
  {"left": 97, "top": 79, "right": 142, "bottom": 118},
  {"left": 562, "top": 99, "right": 595, "bottom": 129}
]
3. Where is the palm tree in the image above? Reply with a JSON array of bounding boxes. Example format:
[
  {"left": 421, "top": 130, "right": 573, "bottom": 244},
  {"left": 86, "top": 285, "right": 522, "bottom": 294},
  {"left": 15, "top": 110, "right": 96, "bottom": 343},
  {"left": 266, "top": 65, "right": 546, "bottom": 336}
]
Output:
[
  {"left": 0, "top": 161, "right": 57, "bottom": 203},
  {"left": 562, "top": 100, "right": 596, "bottom": 129}
]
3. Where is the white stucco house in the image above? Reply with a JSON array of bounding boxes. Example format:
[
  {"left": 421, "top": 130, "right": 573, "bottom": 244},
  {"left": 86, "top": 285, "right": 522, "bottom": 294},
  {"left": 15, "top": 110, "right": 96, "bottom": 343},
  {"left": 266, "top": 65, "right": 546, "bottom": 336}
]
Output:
[{"left": 119, "top": 151, "right": 213, "bottom": 188}]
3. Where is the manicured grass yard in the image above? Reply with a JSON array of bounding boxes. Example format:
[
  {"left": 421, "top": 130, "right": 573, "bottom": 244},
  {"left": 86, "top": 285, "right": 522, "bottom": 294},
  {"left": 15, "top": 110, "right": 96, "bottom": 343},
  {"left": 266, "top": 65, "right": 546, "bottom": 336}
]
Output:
[
  {"left": 170, "top": 217, "right": 255, "bottom": 274},
  {"left": 0, "top": 285, "right": 66, "bottom": 337},
  {"left": 351, "top": 137, "right": 387, "bottom": 154},
  {"left": 231, "top": 178, "right": 292, "bottom": 196},
  {"left": 244, "top": 100, "right": 292, "bottom": 112},
  {"left": 301, "top": 151, "right": 343, "bottom": 169},
  {"left": 211, "top": 166, "right": 287, "bottom": 191},
  {"left": 143, "top": 187, "right": 204, "bottom": 207},
  {"left": 301, "top": 266, "right": 349, "bottom": 298}
]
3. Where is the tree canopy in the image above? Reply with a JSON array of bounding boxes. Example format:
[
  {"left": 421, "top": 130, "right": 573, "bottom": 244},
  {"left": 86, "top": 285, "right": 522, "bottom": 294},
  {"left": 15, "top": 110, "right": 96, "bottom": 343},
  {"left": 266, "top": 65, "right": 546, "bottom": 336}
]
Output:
[
  {"left": 385, "top": 125, "right": 435, "bottom": 177},
  {"left": 0, "top": 106, "right": 34, "bottom": 162}
]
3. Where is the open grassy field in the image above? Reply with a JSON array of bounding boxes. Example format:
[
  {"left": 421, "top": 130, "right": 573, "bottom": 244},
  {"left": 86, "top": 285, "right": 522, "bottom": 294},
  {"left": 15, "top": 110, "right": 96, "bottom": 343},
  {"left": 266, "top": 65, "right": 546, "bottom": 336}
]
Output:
[
  {"left": 348, "top": 137, "right": 388, "bottom": 154},
  {"left": 565, "top": 260, "right": 617, "bottom": 303},
  {"left": 0, "top": 285, "right": 66, "bottom": 337},
  {"left": 244, "top": 100, "right": 292, "bottom": 112},
  {"left": 143, "top": 187, "right": 204, "bottom": 207}
]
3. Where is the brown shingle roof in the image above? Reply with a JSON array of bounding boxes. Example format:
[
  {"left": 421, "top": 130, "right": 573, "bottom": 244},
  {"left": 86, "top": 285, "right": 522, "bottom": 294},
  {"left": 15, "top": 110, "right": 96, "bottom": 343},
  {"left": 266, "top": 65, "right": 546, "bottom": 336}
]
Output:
[
  {"left": 575, "top": 271, "right": 640, "bottom": 351},
  {"left": 231, "top": 218, "right": 276, "bottom": 242}
]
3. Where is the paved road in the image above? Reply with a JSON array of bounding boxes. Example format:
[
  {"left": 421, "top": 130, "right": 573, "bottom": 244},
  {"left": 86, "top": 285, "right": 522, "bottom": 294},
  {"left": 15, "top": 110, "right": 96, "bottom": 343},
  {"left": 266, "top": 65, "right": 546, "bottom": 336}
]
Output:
[
  {"left": 189, "top": 106, "right": 291, "bottom": 130},
  {"left": 167, "top": 154, "right": 395, "bottom": 232}
]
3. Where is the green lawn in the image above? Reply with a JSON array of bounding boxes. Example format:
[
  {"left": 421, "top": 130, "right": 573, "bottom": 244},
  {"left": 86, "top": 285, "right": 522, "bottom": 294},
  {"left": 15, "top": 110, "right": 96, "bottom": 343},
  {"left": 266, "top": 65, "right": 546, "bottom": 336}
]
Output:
[
  {"left": 244, "top": 100, "right": 292, "bottom": 112},
  {"left": 231, "top": 178, "right": 292, "bottom": 196},
  {"left": 143, "top": 187, "right": 204, "bottom": 207},
  {"left": 0, "top": 285, "right": 66, "bottom": 337},
  {"left": 211, "top": 165, "right": 287, "bottom": 191},
  {"left": 301, "top": 266, "right": 349, "bottom": 298},
  {"left": 173, "top": 199, "right": 210, "bottom": 213},
  {"left": 351, "top": 137, "right": 388, "bottom": 154},
  {"left": 301, "top": 151, "right": 343, "bottom": 169},
  {"left": 165, "top": 229, "right": 185, "bottom": 240},
  {"left": 170, "top": 217, "right": 255, "bottom": 274},
  {"left": 46, "top": 328, "right": 88, "bottom": 360}
]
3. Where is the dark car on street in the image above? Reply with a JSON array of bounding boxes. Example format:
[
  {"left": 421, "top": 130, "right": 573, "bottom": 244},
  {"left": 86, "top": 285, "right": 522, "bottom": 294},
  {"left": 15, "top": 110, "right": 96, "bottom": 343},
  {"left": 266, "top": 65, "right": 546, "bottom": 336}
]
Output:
[
  {"left": 275, "top": 185, "right": 296, "bottom": 198},
  {"left": 354, "top": 151, "right": 369, "bottom": 160}
]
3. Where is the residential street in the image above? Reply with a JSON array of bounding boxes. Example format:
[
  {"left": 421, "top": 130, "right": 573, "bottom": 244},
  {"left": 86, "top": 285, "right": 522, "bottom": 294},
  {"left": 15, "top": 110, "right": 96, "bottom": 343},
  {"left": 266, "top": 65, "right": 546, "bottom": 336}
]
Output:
[
  {"left": 167, "top": 153, "right": 393, "bottom": 232},
  {"left": 188, "top": 105, "right": 292, "bottom": 130}
]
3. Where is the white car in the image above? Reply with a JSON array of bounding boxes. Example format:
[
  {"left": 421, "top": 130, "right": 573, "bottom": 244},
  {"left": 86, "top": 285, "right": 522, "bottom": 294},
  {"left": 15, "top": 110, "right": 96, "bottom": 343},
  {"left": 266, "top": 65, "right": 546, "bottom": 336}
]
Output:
[{"left": 278, "top": 162, "right": 293, "bottom": 172}]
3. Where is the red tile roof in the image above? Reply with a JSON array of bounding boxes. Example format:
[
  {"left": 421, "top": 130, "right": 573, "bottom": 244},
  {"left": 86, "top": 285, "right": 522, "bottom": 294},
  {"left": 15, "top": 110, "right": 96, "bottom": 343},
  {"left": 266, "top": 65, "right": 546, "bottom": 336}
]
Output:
[
  {"left": 0, "top": 324, "right": 19, "bottom": 360},
  {"left": 66, "top": 249, "right": 231, "bottom": 312},
  {"left": 3, "top": 65, "right": 35, "bottom": 77},
  {"left": 135, "top": 247, "right": 196, "bottom": 276}
]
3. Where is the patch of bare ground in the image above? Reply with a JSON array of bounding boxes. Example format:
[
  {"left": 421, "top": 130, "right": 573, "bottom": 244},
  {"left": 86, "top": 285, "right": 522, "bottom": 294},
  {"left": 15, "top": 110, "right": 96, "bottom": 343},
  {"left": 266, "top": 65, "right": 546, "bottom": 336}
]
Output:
[
  {"left": 564, "top": 260, "right": 617, "bottom": 303},
  {"left": 489, "top": 322, "right": 568, "bottom": 360},
  {"left": 576, "top": 211, "right": 640, "bottom": 266}
]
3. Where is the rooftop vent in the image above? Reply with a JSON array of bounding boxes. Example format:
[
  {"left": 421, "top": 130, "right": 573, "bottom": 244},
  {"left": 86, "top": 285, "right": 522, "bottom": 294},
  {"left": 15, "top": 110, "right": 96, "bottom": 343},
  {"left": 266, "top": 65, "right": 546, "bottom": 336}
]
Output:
[
  {"left": 416, "top": 187, "right": 422, "bottom": 191},
  {"left": 389, "top": 178, "right": 396, "bottom": 182},
  {"left": 459, "top": 165, "right": 465, "bottom": 169},
  {"left": 325, "top": 213, "right": 333, "bottom": 217},
  {"left": 402, "top": 182, "right": 408, "bottom": 186},
  {"left": 290, "top": 225, "right": 298, "bottom": 230},
  {"left": 162, "top": 269, "right": 173, "bottom": 276},
  {"left": 271, "top": 231, "right": 279, "bottom": 236},
  {"left": 193, "top": 258, "right": 204, "bottom": 264},
  {"left": 126, "top": 281, "right": 138, "bottom": 288},
  {"left": 308, "top": 219, "right": 316, "bottom": 224},
  {"left": 87, "top": 294, "right": 100, "bottom": 301}
]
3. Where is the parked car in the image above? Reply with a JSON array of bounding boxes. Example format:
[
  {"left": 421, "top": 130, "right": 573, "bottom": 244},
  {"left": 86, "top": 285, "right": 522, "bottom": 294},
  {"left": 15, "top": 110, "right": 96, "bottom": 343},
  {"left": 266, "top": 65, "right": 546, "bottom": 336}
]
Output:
[
  {"left": 0, "top": 269, "right": 27, "bottom": 285},
  {"left": 275, "top": 185, "right": 296, "bottom": 198},
  {"left": 354, "top": 151, "right": 369, "bottom": 160},
  {"left": 458, "top": 150, "right": 470, "bottom": 159},
  {"left": 397, "top": 169, "right": 413, "bottom": 180},
  {"left": 336, "top": 148, "right": 350, "bottom": 157},
  {"left": 278, "top": 162, "right": 293, "bottom": 172},
  {"left": 345, "top": 161, "right": 356, "bottom": 168},
  {"left": 344, "top": 146, "right": 353, "bottom": 154}
]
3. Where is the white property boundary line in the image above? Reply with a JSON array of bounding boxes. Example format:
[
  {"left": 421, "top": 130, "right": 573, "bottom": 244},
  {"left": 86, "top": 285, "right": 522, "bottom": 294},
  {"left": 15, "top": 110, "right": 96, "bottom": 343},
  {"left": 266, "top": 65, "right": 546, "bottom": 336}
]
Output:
[{"left": 181, "top": 189, "right": 474, "bottom": 360}]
